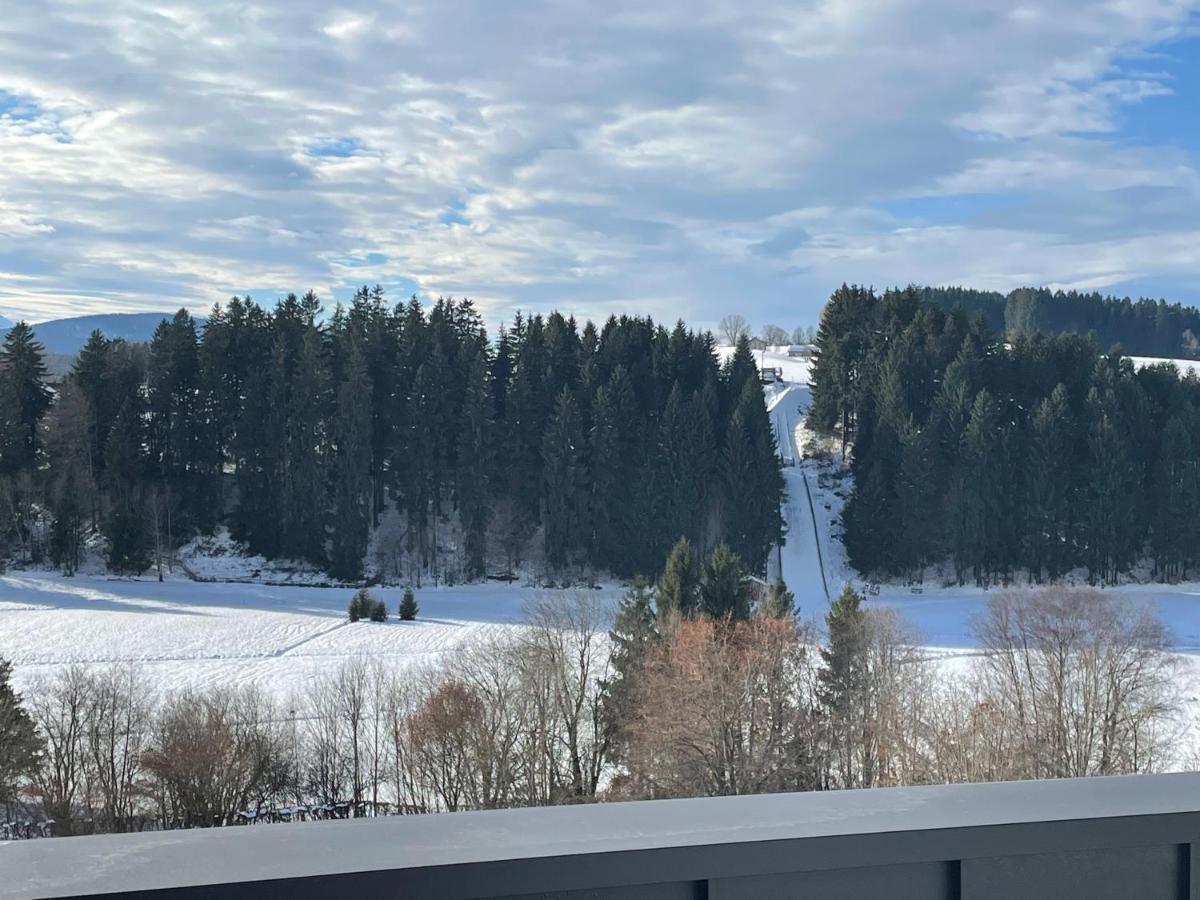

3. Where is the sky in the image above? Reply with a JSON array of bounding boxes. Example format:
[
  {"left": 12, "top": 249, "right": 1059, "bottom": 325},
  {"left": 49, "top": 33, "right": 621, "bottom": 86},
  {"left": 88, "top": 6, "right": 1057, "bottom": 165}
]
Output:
[{"left": 1, "top": 2, "right": 1199, "bottom": 332}]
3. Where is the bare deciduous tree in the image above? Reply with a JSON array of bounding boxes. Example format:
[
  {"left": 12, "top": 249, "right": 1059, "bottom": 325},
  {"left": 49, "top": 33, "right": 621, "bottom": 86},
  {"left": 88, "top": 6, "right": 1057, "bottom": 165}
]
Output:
[
  {"left": 973, "top": 588, "right": 1178, "bottom": 779},
  {"left": 519, "top": 592, "right": 614, "bottom": 802},
  {"left": 717, "top": 315, "right": 750, "bottom": 347}
]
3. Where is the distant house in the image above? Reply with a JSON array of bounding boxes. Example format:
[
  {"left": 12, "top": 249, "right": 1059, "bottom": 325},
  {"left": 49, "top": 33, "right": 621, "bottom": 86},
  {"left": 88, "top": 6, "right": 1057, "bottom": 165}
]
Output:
[
  {"left": 748, "top": 336, "right": 768, "bottom": 350},
  {"left": 787, "top": 344, "right": 816, "bottom": 359}
]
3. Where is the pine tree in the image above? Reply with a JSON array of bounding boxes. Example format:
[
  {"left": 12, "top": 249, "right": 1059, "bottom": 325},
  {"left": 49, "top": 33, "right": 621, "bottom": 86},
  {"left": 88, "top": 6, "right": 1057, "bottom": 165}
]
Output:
[
  {"left": 1083, "top": 384, "right": 1138, "bottom": 583},
  {"left": 817, "top": 585, "right": 869, "bottom": 786},
  {"left": 280, "top": 325, "right": 329, "bottom": 565},
  {"left": 399, "top": 587, "right": 419, "bottom": 621},
  {"left": 456, "top": 348, "right": 492, "bottom": 579},
  {"left": 657, "top": 537, "right": 700, "bottom": 619},
  {"left": 1023, "top": 385, "right": 1076, "bottom": 580},
  {"left": 721, "top": 379, "right": 785, "bottom": 576},
  {"left": 0, "top": 322, "right": 51, "bottom": 476},
  {"left": 103, "top": 401, "right": 152, "bottom": 575},
  {"left": 329, "top": 339, "right": 372, "bottom": 582},
  {"left": 49, "top": 465, "right": 84, "bottom": 575},
  {"left": 604, "top": 578, "right": 657, "bottom": 751},
  {"left": 541, "top": 387, "right": 586, "bottom": 572},
  {"left": 957, "top": 390, "right": 1013, "bottom": 585},
  {"left": 699, "top": 544, "right": 750, "bottom": 620},
  {"left": 0, "top": 657, "right": 41, "bottom": 805}
]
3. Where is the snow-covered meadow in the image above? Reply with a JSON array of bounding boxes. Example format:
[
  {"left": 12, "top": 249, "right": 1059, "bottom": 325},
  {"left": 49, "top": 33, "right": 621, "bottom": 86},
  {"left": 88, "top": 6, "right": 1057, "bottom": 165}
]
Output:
[{"left": 0, "top": 575, "right": 618, "bottom": 699}]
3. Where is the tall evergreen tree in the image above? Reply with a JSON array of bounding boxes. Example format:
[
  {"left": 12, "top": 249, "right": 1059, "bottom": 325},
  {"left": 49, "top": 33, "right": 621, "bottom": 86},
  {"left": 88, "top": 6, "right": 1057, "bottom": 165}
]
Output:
[
  {"left": 541, "top": 387, "right": 586, "bottom": 572},
  {"left": 0, "top": 322, "right": 51, "bottom": 475},
  {"left": 657, "top": 537, "right": 700, "bottom": 619},
  {"left": 1023, "top": 385, "right": 1076, "bottom": 580},
  {"left": 456, "top": 348, "right": 492, "bottom": 579},
  {"left": 329, "top": 340, "right": 372, "bottom": 582},
  {"left": 0, "top": 658, "right": 41, "bottom": 806},
  {"left": 699, "top": 544, "right": 750, "bottom": 620}
]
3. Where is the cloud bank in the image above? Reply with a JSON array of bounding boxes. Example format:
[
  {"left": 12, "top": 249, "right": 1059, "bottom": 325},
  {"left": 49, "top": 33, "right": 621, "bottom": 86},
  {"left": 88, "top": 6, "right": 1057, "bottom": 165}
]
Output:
[{"left": 1, "top": 1, "right": 1198, "bottom": 329}]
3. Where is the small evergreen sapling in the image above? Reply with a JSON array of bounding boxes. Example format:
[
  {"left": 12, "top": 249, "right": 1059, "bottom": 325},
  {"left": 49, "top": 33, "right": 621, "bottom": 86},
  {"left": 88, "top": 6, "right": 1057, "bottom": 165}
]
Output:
[
  {"left": 369, "top": 598, "right": 388, "bottom": 622},
  {"left": 399, "top": 587, "right": 419, "bottom": 621}
]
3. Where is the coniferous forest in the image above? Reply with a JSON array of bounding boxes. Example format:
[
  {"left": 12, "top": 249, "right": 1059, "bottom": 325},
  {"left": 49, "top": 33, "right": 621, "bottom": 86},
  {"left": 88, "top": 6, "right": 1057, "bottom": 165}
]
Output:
[
  {"left": 916, "top": 285, "right": 1200, "bottom": 359},
  {"left": 810, "top": 284, "right": 1200, "bottom": 586},
  {"left": 0, "top": 289, "right": 785, "bottom": 583}
]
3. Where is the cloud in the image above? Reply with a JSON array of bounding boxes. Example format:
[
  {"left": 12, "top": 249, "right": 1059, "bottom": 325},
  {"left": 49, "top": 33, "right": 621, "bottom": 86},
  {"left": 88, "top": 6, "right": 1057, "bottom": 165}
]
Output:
[{"left": 0, "top": 0, "right": 1197, "bottom": 330}]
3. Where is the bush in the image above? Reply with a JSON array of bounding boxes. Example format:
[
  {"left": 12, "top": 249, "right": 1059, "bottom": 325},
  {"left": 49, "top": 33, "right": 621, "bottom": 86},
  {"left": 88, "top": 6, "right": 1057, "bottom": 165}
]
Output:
[
  {"left": 348, "top": 588, "right": 380, "bottom": 622},
  {"left": 399, "top": 588, "right": 419, "bottom": 621}
]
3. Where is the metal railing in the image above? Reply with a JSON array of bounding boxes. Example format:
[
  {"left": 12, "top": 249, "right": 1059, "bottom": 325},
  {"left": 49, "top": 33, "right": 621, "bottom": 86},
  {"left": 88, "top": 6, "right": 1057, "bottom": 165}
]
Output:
[{"left": 5, "top": 774, "right": 1200, "bottom": 899}]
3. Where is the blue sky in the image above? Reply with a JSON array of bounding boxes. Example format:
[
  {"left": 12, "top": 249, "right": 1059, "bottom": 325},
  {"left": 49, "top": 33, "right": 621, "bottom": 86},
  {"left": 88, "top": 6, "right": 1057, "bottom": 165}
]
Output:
[{"left": 0, "top": 3, "right": 1199, "bottom": 332}]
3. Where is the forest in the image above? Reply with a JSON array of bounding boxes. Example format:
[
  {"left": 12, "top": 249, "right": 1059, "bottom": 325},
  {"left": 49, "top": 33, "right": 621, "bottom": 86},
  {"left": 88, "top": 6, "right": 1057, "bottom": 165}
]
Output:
[
  {"left": 0, "top": 290, "right": 784, "bottom": 583},
  {"left": 916, "top": 285, "right": 1200, "bottom": 359},
  {"left": 809, "top": 284, "right": 1200, "bottom": 585}
]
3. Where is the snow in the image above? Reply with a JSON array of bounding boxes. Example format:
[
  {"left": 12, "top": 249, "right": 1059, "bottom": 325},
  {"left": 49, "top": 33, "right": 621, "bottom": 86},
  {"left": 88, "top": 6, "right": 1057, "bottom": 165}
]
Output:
[
  {"left": 1130, "top": 355, "right": 1200, "bottom": 377},
  {"left": 715, "top": 346, "right": 814, "bottom": 385},
  {"left": 0, "top": 575, "right": 617, "bottom": 698}
]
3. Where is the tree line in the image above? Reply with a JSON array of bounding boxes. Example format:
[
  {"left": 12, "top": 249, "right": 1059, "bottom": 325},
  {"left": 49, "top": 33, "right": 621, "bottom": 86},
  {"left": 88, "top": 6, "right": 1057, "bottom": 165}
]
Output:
[
  {"left": 810, "top": 284, "right": 1200, "bottom": 584},
  {"left": 0, "top": 583, "right": 1177, "bottom": 835},
  {"left": 916, "top": 284, "right": 1200, "bottom": 359},
  {"left": 0, "top": 289, "right": 784, "bottom": 582}
]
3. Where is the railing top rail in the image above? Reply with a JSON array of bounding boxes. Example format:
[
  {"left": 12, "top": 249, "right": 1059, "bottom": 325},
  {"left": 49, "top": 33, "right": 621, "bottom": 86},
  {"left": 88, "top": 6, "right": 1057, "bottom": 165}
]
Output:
[{"left": 6, "top": 773, "right": 1200, "bottom": 899}]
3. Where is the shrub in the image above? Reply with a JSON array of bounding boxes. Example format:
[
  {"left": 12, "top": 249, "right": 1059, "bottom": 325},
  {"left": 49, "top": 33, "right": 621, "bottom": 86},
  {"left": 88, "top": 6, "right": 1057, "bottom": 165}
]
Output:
[
  {"left": 349, "top": 588, "right": 379, "bottom": 622},
  {"left": 399, "top": 588, "right": 419, "bottom": 621},
  {"left": 369, "top": 599, "right": 388, "bottom": 622}
]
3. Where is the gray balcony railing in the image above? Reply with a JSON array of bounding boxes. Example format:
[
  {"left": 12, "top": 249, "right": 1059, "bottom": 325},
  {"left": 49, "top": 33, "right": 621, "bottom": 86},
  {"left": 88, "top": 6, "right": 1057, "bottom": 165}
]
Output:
[{"left": 5, "top": 773, "right": 1200, "bottom": 899}]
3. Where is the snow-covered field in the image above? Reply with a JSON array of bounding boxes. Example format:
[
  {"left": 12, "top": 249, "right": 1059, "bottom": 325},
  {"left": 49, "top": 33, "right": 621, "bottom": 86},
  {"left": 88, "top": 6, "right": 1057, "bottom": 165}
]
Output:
[{"left": 0, "top": 575, "right": 617, "bottom": 698}]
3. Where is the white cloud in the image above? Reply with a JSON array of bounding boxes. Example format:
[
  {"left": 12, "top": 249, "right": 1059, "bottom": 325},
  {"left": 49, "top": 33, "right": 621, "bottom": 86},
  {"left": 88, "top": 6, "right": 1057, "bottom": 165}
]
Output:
[{"left": 0, "top": 0, "right": 1196, "bottom": 328}]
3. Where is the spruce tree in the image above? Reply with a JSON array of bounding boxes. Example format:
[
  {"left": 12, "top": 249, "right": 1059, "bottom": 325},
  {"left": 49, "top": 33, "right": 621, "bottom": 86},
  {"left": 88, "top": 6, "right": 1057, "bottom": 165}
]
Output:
[
  {"left": 958, "top": 390, "right": 1012, "bottom": 585},
  {"left": 0, "top": 322, "right": 51, "bottom": 475},
  {"left": 399, "top": 587, "right": 419, "bottom": 621},
  {"left": 604, "top": 578, "right": 657, "bottom": 751},
  {"left": 657, "top": 537, "right": 700, "bottom": 619},
  {"left": 456, "top": 348, "right": 492, "bottom": 579},
  {"left": 1023, "top": 385, "right": 1076, "bottom": 580},
  {"left": 699, "top": 544, "right": 750, "bottom": 620},
  {"left": 329, "top": 340, "right": 372, "bottom": 582},
  {"left": 103, "top": 401, "right": 152, "bottom": 575},
  {"left": 0, "top": 658, "right": 41, "bottom": 806},
  {"left": 541, "top": 387, "right": 586, "bottom": 572},
  {"left": 280, "top": 325, "right": 330, "bottom": 565}
]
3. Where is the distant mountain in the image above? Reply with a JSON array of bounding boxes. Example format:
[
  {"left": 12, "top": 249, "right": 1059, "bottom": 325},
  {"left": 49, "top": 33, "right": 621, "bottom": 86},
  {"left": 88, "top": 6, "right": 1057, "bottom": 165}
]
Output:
[
  {"left": 4, "top": 312, "right": 198, "bottom": 357},
  {"left": 0, "top": 314, "right": 13, "bottom": 330}
]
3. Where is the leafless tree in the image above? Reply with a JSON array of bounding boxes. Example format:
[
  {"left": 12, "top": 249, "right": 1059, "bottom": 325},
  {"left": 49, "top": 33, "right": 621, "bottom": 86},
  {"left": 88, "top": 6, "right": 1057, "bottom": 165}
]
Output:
[
  {"left": 519, "top": 592, "right": 615, "bottom": 802},
  {"left": 717, "top": 315, "right": 750, "bottom": 347},
  {"left": 972, "top": 588, "right": 1178, "bottom": 779},
  {"left": 626, "top": 616, "right": 820, "bottom": 798},
  {"left": 84, "top": 665, "right": 154, "bottom": 832},
  {"left": 143, "top": 686, "right": 290, "bottom": 828},
  {"left": 25, "top": 668, "right": 94, "bottom": 834},
  {"left": 761, "top": 324, "right": 789, "bottom": 347}
]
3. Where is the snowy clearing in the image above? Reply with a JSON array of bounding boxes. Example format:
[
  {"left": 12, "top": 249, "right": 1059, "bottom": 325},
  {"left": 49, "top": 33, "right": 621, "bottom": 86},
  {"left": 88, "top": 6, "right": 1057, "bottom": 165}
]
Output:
[{"left": 0, "top": 575, "right": 618, "bottom": 699}]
